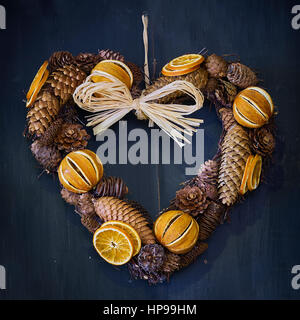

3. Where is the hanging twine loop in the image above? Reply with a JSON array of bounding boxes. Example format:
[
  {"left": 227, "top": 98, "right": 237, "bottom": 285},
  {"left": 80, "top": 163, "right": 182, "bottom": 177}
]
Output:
[
  {"left": 73, "top": 71, "right": 204, "bottom": 147},
  {"left": 142, "top": 14, "right": 150, "bottom": 87}
]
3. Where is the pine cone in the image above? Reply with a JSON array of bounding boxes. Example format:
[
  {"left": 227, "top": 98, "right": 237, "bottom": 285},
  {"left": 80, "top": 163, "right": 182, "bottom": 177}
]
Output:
[
  {"left": 97, "top": 49, "right": 125, "bottom": 62},
  {"left": 125, "top": 200, "right": 153, "bottom": 228},
  {"left": 249, "top": 126, "right": 275, "bottom": 157},
  {"left": 206, "top": 79, "right": 237, "bottom": 107},
  {"left": 59, "top": 104, "right": 79, "bottom": 123},
  {"left": 46, "top": 65, "right": 86, "bottom": 105},
  {"left": 38, "top": 118, "right": 63, "bottom": 146},
  {"left": 205, "top": 54, "right": 228, "bottom": 78},
  {"left": 204, "top": 77, "right": 218, "bottom": 94},
  {"left": 54, "top": 123, "right": 90, "bottom": 153},
  {"left": 75, "top": 52, "right": 102, "bottom": 74},
  {"left": 219, "top": 107, "right": 237, "bottom": 131},
  {"left": 142, "top": 67, "right": 208, "bottom": 104},
  {"left": 128, "top": 257, "right": 167, "bottom": 285},
  {"left": 197, "top": 201, "right": 226, "bottom": 241},
  {"left": 81, "top": 213, "right": 102, "bottom": 233},
  {"left": 179, "top": 241, "right": 208, "bottom": 269},
  {"left": 48, "top": 51, "right": 75, "bottom": 72},
  {"left": 218, "top": 124, "right": 251, "bottom": 206},
  {"left": 27, "top": 89, "right": 61, "bottom": 137},
  {"left": 161, "top": 252, "right": 181, "bottom": 274},
  {"left": 130, "top": 85, "right": 142, "bottom": 99},
  {"left": 77, "top": 193, "right": 95, "bottom": 216},
  {"left": 227, "top": 62, "right": 258, "bottom": 88},
  {"left": 61, "top": 188, "right": 80, "bottom": 206},
  {"left": 214, "top": 80, "right": 237, "bottom": 107},
  {"left": 126, "top": 61, "right": 143, "bottom": 87},
  {"left": 198, "top": 160, "right": 219, "bottom": 185},
  {"left": 93, "top": 197, "right": 156, "bottom": 244},
  {"left": 175, "top": 185, "right": 209, "bottom": 216},
  {"left": 31, "top": 140, "right": 62, "bottom": 172},
  {"left": 94, "top": 176, "right": 128, "bottom": 199},
  {"left": 137, "top": 244, "right": 165, "bottom": 273}
]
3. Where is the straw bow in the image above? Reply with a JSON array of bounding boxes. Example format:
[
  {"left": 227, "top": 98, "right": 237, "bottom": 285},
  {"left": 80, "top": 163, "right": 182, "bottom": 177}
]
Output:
[{"left": 73, "top": 71, "right": 204, "bottom": 147}]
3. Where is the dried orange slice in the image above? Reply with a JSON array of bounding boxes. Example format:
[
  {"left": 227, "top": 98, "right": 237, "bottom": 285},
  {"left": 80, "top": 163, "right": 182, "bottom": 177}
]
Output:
[
  {"left": 239, "top": 155, "right": 254, "bottom": 195},
  {"left": 101, "top": 221, "right": 141, "bottom": 256},
  {"left": 26, "top": 69, "right": 49, "bottom": 108},
  {"left": 162, "top": 62, "right": 200, "bottom": 77},
  {"left": 93, "top": 226, "right": 134, "bottom": 265},
  {"left": 247, "top": 154, "right": 262, "bottom": 191},
  {"left": 168, "top": 54, "right": 204, "bottom": 70},
  {"left": 26, "top": 61, "right": 48, "bottom": 100}
]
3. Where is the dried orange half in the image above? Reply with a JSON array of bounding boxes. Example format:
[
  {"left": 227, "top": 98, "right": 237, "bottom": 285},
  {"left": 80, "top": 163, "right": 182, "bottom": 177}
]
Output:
[
  {"left": 247, "top": 154, "right": 262, "bottom": 191},
  {"left": 239, "top": 155, "right": 254, "bottom": 195},
  {"left": 168, "top": 54, "right": 204, "bottom": 70},
  {"left": 91, "top": 60, "right": 133, "bottom": 89},
  {"left": 26, "top": 68, "right": 49, "bottom": 108},
  {"left": 100, "top": 221, "right": 141, "bottom": 256},
  {"left": 162, "top": 62, "right": 200, "bottom": 77},
  {"left": 93, "top": 226, "right": 134, "bottom": 265},
  {"left": 26, "top": 61, "right": 48, "bottom": 100}
]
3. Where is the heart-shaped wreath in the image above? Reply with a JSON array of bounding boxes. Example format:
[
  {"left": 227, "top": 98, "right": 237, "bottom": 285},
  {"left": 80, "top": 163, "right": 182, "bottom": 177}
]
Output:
[{"left": 24, "top": 17, "right": 276, "bottom": 285}]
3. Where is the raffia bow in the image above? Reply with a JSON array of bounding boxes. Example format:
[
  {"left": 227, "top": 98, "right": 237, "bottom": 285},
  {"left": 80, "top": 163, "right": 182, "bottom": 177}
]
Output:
[{"left": 73, "top": 71, "right": 204, "bottom": 147}]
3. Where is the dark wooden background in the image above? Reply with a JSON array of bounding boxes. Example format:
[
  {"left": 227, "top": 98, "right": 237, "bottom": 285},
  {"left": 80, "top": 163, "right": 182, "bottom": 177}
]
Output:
[{"left": 0, "top": 0, "right": 299, "bottom": 300}]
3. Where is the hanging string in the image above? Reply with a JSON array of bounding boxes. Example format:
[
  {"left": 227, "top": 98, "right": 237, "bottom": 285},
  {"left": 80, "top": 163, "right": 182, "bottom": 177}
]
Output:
[{"left": 142, "top": 14, "right": 150, "bottom": 87}]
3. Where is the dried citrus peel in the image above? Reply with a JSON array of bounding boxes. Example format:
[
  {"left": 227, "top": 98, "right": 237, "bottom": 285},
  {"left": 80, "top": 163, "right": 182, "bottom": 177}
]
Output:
[
  {"left": 239, "top": 155, "right": 254, "bottom": 195},
  {"left": 239, "top": 154, "right": 262, "bottom": 195},
  {"left": 26, "top": 68, "right": 49, "bottom": 108},
  {"left": 26, "top": 61, "right": 48, "bottom": 99},
  {"left": 247, "top": 154, "right": 262, "bottom": 191}
]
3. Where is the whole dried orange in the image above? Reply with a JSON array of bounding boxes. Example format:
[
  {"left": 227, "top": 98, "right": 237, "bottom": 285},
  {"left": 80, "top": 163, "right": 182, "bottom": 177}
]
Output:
[
  {"left": 91, "top": 60, "right": 133, "bottom": 89},
  {"left": 100, "top": 221, "right": 141, "bottom": 256},
  {"left": 93, "top": 226, "right": 134, "bottom": 265},
  {"left": 154, "top": 210, "right": 199, "bottom": 254},
  {"left": 58, "top": 149, "right": 103, "bottom": 193},
  {"left": 233, "top": 87, "right": 274, "bottom": 128}
]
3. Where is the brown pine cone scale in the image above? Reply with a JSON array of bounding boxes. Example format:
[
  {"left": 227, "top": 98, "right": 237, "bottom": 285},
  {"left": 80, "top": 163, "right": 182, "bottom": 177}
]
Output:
[
  {"left": 93, "top": 197, "right": 156, "bottom": 244},
  {"left": 31, "top": 140, "right": 62, "bottom": 172},
  {"left": 227, "top": 62, "right": 258, "bottom": 88},
  {"left": 27, "top": 90, "right": 61, "bottom": 137},
  {"left": 94, "top": 176, "right": 128, "bottom": 199},
  {"left": 54, "top": 123, "right": 90, "bottom": 153},
  {"left": 197, "top": 201, "right": 226, "bottom": 241}
]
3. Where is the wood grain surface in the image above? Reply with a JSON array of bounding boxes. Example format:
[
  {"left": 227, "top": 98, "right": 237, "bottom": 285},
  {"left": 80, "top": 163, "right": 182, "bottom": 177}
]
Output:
[{"left": 0, "top": 0, "right": 299, "bottom": 299}]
